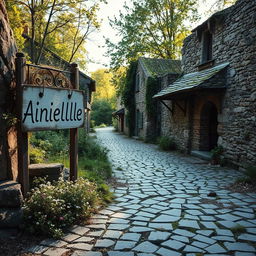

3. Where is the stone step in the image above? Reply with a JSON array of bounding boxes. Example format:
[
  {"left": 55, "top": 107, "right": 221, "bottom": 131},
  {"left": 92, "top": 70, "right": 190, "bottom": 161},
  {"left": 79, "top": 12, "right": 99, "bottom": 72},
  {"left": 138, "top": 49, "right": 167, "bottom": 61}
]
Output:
[
  {"left": 191, "top": 150, "right": 212, "bottom": 161},
  {"left": 0, "top": 180, "right": 23, "bottom": 208}
]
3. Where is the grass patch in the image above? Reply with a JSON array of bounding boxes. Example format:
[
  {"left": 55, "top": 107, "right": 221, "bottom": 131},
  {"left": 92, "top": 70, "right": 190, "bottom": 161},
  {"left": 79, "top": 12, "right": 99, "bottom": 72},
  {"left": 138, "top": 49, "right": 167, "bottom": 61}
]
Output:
[
  {"left": 230, "top": 224, "right": 246, "bottom": 235},
  {"left": 157, "top": 136, "right": 176, "bottom": 151}
]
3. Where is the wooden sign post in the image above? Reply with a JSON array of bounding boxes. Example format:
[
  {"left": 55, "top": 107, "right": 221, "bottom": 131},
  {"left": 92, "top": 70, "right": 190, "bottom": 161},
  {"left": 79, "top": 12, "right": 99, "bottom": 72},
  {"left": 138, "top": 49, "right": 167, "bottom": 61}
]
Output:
[{"left": 15, "top": 53, "right": 83, "bottom": 195}]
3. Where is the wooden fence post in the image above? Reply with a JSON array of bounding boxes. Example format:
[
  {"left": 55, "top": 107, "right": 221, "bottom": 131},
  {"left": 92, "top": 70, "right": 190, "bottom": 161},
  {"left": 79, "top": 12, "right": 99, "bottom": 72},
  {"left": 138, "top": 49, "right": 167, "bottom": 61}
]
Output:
[
  {"left": 70, "top": 63, "right": 79, "bottom": 181},
  {"left": 15, "top": 52, "right": 29, "bottom": 196}
]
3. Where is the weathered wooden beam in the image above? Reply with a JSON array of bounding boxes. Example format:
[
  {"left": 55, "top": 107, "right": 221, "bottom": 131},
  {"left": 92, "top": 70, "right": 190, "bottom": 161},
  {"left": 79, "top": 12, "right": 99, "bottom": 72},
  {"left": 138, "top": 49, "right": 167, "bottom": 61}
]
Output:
[{"left": 15, "top": 52, "right": 29, "bottom": 196}]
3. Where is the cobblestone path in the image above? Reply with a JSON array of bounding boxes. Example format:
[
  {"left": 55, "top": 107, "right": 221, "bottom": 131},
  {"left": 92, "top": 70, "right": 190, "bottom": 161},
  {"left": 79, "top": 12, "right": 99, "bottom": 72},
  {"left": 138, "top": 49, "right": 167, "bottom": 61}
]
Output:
[{"left": 28, "top": 127, "right": 256, "bottom": 256}]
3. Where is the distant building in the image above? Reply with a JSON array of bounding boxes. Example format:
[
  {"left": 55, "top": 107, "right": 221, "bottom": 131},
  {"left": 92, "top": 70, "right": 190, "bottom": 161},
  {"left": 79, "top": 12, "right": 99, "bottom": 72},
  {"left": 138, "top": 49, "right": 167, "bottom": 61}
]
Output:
[
  {"left": 154, "top": 0, "right": 256, "bottom": 169},
  {"left": 133, "top": 57, "right": 181, "bottom": 141}
]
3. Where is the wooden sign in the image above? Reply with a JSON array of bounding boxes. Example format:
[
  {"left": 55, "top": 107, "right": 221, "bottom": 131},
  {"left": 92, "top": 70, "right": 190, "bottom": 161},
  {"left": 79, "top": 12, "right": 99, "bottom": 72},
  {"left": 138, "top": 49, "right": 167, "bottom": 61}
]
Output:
[{"left": 22, "top": 85, "right": 84, "bottom": 131}]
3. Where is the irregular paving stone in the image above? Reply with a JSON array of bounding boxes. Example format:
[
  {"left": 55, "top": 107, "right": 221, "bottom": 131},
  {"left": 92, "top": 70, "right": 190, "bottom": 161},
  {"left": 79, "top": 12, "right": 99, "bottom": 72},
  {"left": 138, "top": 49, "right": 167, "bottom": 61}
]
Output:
[
  {"left": 234, "top": 253, "right": 256, "bottom": 256},
  {"left": 108, "top": 252, "right": 134, "bottom": 256},
  {"left": 108, "top": 224, "right": 130, "bottom": 230},
  {"left": 72, "top": 251, "right": 102, "bottom": 256},
  {"left": 153, "top": 214, "right": 180, "bottom": 222},
  {"left": 74, "top": 237, "right": 94, "bottom": 243},
  {"left": 215, "top": 229, "right": 233, "bottom": 236},
  {"left": 108, "top": 218, "right": 129, "bottom": 224},
  {"left": 191, "top": 241, "right": 209, "bottom": 249},
  {"left": 44, "top": 247, "right": 70, "bottom": 256},
  {"left": 40, "top": 239, "right": 67, "bottom": 248},
  {"left": 148, "top": 222, "right": 173, "bottom": 230},
  {"left": 133, "top": 241, "right": 159, "bottom": 253},
  {"left": 205, "top": 243, "right": 227, "bottom": 254},
  {"left": 193, "top": 234, "right": 215, "bottom": 244},
  {"left": 114, "top": 241, "right": 136, "bottom": 250},
  {"left": 62, "top": 233, "right": 80, "bottom": 242},
  {"left": 148, "top": 231, "right": 171, "bottom": 241},
  {"left": 86, "top": 230, "right": 104, "bottom": 237},
  {"left": 156, "top": 247, "right": 182, "bottom": 256},
  {"left": 212, "top": 236, "right": 235, "bottom": 242},
  {"left": 201, "top": 221, "right": 218, "bottom": 229},
  {"left": 196, "top": 230, "right": 214, "bottom": 236},
  {"left": 69, "top": 226, "right": 90, "bottom": 235},
  {"left": 238, "top": 233, "right": 256, "bottom": 242},
  {"left": 179, "top": 220, "right": 200, "bottom": 229},
  {"left": 171, "top": 235, "right": 189, "bottom": 243},
  {"left": 27, "top": 245, "right": 49, "bottom": 254},
  {"left": 161, "top": 239, "right": 185, "bottom": 250},
  {"left": 161, "top": 209, "right": 181, "bottom": 216},
  {"left": 183, "top": 245, "right": 204, "bottom": 253},
  {"left": 103, "top": 230, "right": 122, "bottom": 239},
  {"left": 224, "top": 242, "right": 256, "bottom": 252},
  {"left": 94, "top": 239, "right": 115, "bottom": 248},
  {"left": 120, "top": 232, "right": 141, "bottom": 241},
  {"left": 67, "top": 243, "right": 93, "bottom": 251},
  {"left": 129, "top": 226, "right": 153, "bottom": 232},
  {"left": 173, "top": 229, "right": 195, "bottom": 237}
]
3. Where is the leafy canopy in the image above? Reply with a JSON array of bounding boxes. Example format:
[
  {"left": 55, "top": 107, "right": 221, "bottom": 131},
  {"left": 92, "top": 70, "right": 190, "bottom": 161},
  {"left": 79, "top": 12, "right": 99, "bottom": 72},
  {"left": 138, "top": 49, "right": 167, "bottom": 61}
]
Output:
[{"left": 106, "top": 0, "right": 199, "bottom": 70}]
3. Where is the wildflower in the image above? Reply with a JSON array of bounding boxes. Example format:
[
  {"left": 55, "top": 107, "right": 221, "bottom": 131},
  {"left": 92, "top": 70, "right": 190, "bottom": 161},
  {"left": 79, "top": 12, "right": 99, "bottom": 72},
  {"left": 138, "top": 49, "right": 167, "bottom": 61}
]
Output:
[{"left": 59, "top": 217, "right": 64, "bottom": 221}]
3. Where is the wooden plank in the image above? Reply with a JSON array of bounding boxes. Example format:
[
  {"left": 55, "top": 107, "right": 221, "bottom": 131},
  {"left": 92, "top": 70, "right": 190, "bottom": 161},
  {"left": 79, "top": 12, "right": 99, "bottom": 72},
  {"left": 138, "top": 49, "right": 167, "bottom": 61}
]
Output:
[
  {"left": 70, "top": 63, "right": 79, "bottom": 181},
  {"left": 15, "top": 52, "right": 29, "bottom": 196}
]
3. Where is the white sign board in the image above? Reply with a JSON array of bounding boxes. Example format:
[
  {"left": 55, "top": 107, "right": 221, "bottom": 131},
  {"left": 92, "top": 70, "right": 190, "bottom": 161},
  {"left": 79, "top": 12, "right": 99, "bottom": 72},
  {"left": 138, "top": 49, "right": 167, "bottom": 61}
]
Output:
[{"left": 22, "top": 85, "right": 84, "bottom": 131}]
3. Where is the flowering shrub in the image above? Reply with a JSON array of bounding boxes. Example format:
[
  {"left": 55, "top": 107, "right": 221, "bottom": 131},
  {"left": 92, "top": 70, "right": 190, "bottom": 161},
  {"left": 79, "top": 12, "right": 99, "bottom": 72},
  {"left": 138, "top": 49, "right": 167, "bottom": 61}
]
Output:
[{"left": 23, "top": 178, "right": 99, "bottom": 238}]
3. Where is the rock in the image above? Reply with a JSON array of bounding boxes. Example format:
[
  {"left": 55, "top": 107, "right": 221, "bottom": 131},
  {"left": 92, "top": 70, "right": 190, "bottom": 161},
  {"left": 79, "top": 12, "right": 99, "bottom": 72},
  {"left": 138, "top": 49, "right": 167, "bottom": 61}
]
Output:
[
  {"left": 207, "top": 191, "right": 217, "bottom": 197},
  {"left": 0, "top": 208, "right": 23, "bottom": 228}
]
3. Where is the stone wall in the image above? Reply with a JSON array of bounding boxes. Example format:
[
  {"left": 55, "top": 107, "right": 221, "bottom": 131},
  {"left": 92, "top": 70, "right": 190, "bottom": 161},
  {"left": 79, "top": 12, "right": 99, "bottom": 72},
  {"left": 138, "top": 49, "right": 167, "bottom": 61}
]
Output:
[
  {"left": 0, "top": 2, "right": 18, "bottom": 181},
  {"left": 181, "top": 0, "right": 256, "bottom": 168}
]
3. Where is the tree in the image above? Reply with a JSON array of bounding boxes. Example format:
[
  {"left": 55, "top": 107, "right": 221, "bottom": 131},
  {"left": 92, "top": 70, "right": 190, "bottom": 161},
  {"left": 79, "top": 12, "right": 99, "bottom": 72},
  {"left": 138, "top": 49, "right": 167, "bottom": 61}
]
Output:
[
  {"left": 91, "top": 69, "right": 116, "bottom": 101},
  {"left": 106, "top": 0, "right": 199, "bottom": 70},
  {"left": 6, "top": 0, "right": 104, "bottom": 67},
  {"left": 91, "top": 99, "right": 114, "bottom": 126}
]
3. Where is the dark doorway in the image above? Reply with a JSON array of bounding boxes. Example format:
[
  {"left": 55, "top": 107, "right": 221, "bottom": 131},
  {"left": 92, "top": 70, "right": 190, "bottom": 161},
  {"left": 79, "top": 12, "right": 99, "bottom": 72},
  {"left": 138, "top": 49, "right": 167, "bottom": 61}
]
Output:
[{"left": 199, "top": 101, "right": 218, "bottom": 151}]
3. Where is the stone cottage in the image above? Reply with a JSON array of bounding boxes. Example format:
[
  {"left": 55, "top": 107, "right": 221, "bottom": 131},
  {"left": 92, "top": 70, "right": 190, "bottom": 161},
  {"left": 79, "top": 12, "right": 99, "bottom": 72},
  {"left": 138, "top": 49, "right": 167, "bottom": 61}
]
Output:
[
  {"left": 133, "top": 57, "right": 181, "bottom": 140},
  {"left": 113, "top": 96, "right": 126, "bottom": 133},
  {"left": 154, "top": 0, "right": 256, "bottom": 169}
]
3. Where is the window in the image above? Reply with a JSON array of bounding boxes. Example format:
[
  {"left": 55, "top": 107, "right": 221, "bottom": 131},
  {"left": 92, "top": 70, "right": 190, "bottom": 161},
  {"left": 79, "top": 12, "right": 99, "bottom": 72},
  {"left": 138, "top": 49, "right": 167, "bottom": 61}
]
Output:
[
  {"left": 135, "top": 73, "right": 140, "bottom": 92},
  {"left": 201, "top": 30, "right": 213, "bottom": 64}
]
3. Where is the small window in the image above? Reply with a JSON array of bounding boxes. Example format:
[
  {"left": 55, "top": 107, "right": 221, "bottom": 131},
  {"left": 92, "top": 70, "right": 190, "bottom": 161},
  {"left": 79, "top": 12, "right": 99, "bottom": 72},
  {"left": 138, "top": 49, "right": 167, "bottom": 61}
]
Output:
[
  {"left": 201, "top": 30, "right": 213, "bottom": 64},
  {"left": 135, "top": 73, "right": 140, "bottom": 92}
]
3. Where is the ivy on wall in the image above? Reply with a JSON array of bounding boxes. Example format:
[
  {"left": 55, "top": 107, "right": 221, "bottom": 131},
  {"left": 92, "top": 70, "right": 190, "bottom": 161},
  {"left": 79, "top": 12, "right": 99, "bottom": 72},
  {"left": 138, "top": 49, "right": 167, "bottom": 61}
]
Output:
[{"left": 122, "top": 61, "right": 138, "bottom": 136}]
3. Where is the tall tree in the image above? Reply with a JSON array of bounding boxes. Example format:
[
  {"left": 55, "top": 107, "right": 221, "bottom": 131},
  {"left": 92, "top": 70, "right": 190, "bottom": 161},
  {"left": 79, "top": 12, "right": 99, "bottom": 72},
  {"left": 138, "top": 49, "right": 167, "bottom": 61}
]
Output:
[
  {"left": 7, "top": 0, "right": 104, "bottom": 66},
  {"left": 106, "top": 0, "right": 199, "bottom": 70}
]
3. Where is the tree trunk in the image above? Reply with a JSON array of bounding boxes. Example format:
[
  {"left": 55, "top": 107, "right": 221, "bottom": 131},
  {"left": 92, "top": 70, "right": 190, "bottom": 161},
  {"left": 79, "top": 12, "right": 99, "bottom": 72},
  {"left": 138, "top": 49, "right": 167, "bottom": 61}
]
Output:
[{"left": 0, "top": 1, "right": 18, "bottom": 181}]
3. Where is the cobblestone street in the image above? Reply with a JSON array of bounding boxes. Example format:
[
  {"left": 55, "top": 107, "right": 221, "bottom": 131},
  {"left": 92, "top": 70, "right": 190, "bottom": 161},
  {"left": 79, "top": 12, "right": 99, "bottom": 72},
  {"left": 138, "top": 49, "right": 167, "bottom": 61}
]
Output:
[{"left": 28, "top": 127, "right": 256, "bottom": 256}]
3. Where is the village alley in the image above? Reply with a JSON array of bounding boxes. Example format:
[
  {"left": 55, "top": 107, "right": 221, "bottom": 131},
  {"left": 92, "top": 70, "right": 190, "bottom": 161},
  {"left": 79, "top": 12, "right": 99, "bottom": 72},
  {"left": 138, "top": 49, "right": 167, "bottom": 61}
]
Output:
[{"left": 28, "top": 127, "right": 256, "bottom": 256}]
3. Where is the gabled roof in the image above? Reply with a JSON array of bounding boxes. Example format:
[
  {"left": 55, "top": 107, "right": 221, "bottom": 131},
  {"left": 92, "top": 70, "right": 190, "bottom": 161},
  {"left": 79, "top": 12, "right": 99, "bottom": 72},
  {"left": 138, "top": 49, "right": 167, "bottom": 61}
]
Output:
[
  {"left": 153, "top": 62, "right": 229, "bottom": 100},
  {"left": 138, "top": 57, "right": 182, "bottom": 77}
]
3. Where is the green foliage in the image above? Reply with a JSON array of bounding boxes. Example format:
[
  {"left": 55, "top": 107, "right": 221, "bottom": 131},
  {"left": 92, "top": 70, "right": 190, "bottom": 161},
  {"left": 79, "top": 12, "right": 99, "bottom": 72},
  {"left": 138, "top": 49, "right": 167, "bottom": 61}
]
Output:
[
  {"left": 158, "top": 136, "right": 177, "bottom": 151},
  {"left": 230, "top": 224, "right": 246, "bottom": 235},
  {"left": 29, "top": 146, "right": 46, "bottom": 164},
  {"left": 91, "top": 99, "right": 114, "bottom": 126},
  {"left": 211, "top": 145, "right": 224, "bottom": 164},
  {"left": 245, "top": 166, "right": 256, "bottom": 181},
  {"left": 23, "top": 178, "right": 99, "bottom": 238},
  {"left": 106, "top": 0, "right": 199, "bottom": 69},
  {"left": 122, "top": 61, "right": 137, "bottom": 136}
]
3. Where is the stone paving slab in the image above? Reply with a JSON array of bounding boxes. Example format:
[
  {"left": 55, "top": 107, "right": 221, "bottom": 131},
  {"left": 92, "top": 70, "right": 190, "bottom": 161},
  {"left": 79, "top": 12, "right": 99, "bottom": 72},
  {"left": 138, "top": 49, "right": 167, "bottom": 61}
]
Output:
[{"left": 24, "top": 128, "right": 256, "bottom": 255}]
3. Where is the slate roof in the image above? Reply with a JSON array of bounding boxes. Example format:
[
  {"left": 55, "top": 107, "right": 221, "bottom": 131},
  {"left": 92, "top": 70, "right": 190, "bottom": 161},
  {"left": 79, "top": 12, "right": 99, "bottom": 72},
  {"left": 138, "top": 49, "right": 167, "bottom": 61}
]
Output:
[
  {"left": 113, "top": 108, "right": 125, "bottom": 116},
  {"left": 139, "top": 57, "right": 182, "bottom": 77},
  {"left": 153, "top": 62, "right": 229, "bottom": 100}
]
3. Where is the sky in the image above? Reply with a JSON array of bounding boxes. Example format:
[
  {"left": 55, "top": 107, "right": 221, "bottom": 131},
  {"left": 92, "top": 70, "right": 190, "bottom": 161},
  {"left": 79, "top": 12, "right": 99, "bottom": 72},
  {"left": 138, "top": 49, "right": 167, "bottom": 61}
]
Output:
[{"left": 86, "top": 0, "right": 229, "bottom": 74}]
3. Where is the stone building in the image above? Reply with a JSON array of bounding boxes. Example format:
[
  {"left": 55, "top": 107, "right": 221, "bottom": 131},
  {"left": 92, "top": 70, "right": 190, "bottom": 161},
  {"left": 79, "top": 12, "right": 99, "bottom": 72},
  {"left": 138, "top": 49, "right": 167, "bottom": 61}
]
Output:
[
  {"left": 113, "top": 96, "right": 127, "bottom": 133},
  {"left": 134, "top": 57, "right": 181, "bottom": 140},
  {"left": 154, "top": 0, "right": 256, "bottom": 169}
]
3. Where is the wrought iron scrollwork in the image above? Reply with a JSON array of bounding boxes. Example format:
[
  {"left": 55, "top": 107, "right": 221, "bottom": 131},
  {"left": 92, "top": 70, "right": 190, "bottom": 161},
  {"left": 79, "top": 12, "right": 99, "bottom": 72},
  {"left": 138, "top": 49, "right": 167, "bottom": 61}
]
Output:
[{"left": 25, "top": 64, "right": 72, "bottom": 89}]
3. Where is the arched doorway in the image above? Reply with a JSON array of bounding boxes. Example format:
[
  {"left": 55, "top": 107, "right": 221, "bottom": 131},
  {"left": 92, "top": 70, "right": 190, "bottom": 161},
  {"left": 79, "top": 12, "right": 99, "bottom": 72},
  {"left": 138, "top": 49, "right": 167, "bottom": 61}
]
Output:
[{"left": 199, "top": 101, "right": 218, "bottom": 151}]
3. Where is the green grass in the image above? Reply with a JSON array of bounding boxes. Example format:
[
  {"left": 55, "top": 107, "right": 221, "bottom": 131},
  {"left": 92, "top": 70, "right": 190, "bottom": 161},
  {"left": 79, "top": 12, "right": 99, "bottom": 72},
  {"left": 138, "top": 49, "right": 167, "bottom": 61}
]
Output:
[{"left": 230, "top": 224, "right": 246, "bottom": 235}]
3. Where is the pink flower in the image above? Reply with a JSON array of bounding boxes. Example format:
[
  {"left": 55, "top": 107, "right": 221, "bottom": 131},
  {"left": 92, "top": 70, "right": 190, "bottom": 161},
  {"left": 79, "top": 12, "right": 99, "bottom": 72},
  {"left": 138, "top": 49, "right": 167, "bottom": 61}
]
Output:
[{"left": 59, "top": 217, "right": 64, "bottom": 221}]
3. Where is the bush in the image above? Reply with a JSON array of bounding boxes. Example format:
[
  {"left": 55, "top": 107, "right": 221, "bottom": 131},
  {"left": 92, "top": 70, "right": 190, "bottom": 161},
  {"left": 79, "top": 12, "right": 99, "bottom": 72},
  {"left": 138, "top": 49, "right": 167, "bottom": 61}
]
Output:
[
  {"left": 29, "top": 146, "right": 46, "bottom": 164},
  {"left": 158, "top": 136, "right": 176, "bottom": 151},
  {"left": 211, "top": 146, "right": 224, "bottom": 164},
  {"left": 23, "top": 178, "right": 99, "bottom": 238},
  {"left": 245, "top": 166, "right": 256, "bottom": 181}
]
